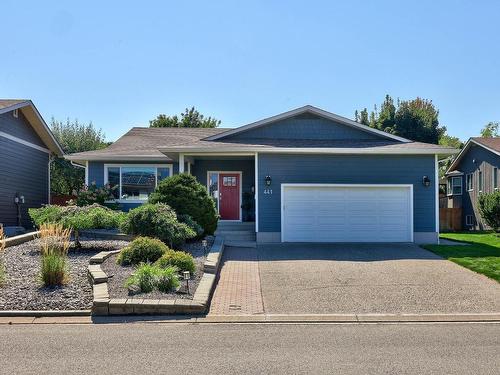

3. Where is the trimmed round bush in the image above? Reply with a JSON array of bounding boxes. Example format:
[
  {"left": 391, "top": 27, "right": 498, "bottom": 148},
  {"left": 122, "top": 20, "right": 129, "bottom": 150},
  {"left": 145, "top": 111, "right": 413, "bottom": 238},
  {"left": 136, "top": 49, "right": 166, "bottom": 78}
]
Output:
[
  {"left": 120, "top": 203, "right": 196, "bottom": 248},
  {"left": 149, "top": 174, "right": 218, "bottom": 235},
  {"left": 117, "top": 237, "right": 168, "bottom": 265},
  {"left": 154, "top": 249, "right": 196, "bottom": 274}
]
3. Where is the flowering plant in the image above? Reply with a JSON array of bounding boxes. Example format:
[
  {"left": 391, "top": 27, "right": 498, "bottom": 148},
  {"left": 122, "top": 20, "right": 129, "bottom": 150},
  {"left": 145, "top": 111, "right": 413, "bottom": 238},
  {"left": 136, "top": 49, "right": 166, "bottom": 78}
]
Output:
[{"left": 73, "top": 182, "right": 117, "bottom": 206}]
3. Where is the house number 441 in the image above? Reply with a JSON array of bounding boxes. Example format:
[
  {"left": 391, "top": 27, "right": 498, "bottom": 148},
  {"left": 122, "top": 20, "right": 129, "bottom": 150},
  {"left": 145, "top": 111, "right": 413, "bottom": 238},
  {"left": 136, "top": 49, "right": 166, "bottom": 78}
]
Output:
[{"left": 264, "top": 188, "right": 273, "bottom": 195}]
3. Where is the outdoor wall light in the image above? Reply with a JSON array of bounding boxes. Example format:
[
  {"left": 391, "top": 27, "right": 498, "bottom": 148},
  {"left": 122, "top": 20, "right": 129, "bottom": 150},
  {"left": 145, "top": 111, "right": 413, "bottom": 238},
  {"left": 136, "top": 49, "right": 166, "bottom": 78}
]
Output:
[
  {"left": 422, "top": 176, "right": 431, "bottom": 187},
  {"left": 265, "top": 175, "right": 272, "bottom": 186},
  {"left": 202, "top": 239, "right": 208, "bottom": 255},
  {"left": 183, "top": 271, "right": 191, "bottom": 294}
]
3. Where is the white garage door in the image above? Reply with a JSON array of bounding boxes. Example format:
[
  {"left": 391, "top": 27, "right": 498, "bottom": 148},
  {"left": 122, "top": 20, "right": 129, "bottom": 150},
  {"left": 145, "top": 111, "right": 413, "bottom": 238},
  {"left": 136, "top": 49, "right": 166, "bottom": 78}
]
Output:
[{"left": 282, "top": 185, "right": 413, "bottom": 243}]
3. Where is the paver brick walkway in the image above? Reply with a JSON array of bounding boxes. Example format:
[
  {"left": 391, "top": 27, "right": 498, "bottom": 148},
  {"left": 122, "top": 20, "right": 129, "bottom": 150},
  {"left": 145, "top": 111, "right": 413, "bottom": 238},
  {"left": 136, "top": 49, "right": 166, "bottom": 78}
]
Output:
[{"left": 209, "top": 246, "right": 264, "bottom": 315}]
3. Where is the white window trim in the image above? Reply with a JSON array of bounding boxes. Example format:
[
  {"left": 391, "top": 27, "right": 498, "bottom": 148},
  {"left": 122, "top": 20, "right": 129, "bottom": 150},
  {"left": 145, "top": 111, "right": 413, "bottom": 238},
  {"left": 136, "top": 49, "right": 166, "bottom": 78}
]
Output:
[
  {"left": 478, "top": 170, "right": 483, "bottom": 193},
  {"left": 493, "top": 167, "right": 498, "bottom": 190},
  {"left": 206, "top": 170, "right": 243, "bottom": 222},
  {"left": 465, "top": 215, "right": 474, "bottom": 226},
  {"left": 104, "top": 164, "right": 173, "bottom": 203},
  {"left": 13, "top": 108, "right": 18, "bottom": 118},
  {"left": 466, "top": 173, "right": 474, "bottom": 192},
  {"left": 447, "top": 176, "right": 462, "bottom": 196}
]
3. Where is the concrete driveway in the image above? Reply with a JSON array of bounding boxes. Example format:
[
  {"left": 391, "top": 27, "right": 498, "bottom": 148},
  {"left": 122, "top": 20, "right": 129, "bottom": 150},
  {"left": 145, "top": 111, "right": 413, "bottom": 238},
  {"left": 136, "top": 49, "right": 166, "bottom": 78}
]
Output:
[{"left": 210, "top": 243, "right": 500, "bottom": 315}]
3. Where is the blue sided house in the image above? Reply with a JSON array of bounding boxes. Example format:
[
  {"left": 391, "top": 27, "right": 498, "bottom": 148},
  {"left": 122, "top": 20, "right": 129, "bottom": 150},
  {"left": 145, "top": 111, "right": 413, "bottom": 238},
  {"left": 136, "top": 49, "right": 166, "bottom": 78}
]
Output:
[{"left": 66, "top": 105, "right": 457, "bottom": 244}]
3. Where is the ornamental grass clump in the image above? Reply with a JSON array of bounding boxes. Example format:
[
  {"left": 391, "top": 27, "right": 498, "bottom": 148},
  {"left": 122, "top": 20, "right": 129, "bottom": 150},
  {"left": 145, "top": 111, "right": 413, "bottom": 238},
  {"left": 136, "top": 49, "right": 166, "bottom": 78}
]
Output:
[
  {"left": 125, "top": 264, "right": 179, "bottom": 294},
  {"left": 38, "top": 223, "right": 71, "bottom": 286}
]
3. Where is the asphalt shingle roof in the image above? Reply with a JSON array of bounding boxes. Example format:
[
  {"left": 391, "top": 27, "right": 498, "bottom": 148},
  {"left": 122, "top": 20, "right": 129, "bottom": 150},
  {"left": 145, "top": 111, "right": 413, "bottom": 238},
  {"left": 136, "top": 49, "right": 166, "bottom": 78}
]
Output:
[
  {"left": 0, "top": 99, "right": 28, "bottom": 111},
  {"left": 472, "top": 137, "right": 500, "bottom": 153}
]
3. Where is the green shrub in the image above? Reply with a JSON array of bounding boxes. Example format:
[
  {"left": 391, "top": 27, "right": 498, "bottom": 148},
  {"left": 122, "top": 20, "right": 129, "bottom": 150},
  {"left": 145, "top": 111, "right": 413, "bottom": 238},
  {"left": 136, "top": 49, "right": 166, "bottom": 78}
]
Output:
[
  {"left": 149, "top": 174, "right": 218, "bottom": 235},
  {"left": 177, "top": 214, "right": 204, "bottom": 238},
  {"left": 29, "top": 205, "right": 64, "bottom": 225},
  {"left": 74, "top": 183, "right": 117, "bottom": 206},
  {"left": 125, "top": 263, "right": 157, "bottom": 293},
  {"left": 478, "top": 191, "right": 500, "bottom": 232},
  {"left": 155, "top": 250, "right": 196, "bottom": 274},
  {"left": 117, "top": 237, "right": 168, "bottom": 265},
  {"left": 40, "top": 254, "right": 67, "bottom": 286},
  {"left": 156, "top": 266, "right": 180, "bottom": 292},
  {"left": 125, "top": 264, "right": 180, "bottom": 293},
  {"left": 120, "top": 203, "right": 196, "bottom": 247}
]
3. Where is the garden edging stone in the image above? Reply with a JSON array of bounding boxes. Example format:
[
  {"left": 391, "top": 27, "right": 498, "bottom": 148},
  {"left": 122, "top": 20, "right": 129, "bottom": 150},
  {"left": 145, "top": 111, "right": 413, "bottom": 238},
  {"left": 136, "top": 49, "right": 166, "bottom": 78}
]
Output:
[
  {"left": 91, "top": 236, "right": 225, "bottom": 315},
  {"left": 2, "top": 231, "right": 40, "bottom": 248}
]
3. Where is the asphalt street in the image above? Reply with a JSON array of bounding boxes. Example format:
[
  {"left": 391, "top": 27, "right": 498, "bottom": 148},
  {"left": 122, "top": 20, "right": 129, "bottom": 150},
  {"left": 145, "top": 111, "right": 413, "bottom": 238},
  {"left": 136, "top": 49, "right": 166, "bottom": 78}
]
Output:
[{"left": 0, "top": 322, "right": 498, "bottom": 374}]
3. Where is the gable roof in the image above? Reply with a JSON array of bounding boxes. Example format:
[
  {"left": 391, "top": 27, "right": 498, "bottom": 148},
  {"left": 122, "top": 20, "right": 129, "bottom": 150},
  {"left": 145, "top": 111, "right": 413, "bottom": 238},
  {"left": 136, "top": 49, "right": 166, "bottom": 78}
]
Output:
[
  {"left": 446, "top": 137, "right": 500, "bottom": 173},
  {"left": 203, "top": 105, "right": 412, "bottom": 143},
  {"left": 0, "top": 99, "right": 64, "bottom": 156}
]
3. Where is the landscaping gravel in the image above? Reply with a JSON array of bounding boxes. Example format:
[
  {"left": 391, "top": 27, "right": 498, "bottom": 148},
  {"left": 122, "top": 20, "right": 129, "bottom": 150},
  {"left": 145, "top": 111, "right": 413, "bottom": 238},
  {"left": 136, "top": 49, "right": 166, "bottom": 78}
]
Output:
[
  {"left": 0, "top": 238, "right": 129, "bottom": 311},
  {"left": 102, "top": 237, "right": 213, "bottom": 300}
]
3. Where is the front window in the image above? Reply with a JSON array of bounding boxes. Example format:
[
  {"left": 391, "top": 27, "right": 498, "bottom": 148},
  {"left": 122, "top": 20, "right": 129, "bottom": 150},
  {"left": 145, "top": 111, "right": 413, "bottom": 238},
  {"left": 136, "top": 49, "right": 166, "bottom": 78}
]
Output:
[
  {"left": 494, "top": 167, "right": 498, "bottom": 190},
  {"left": 447, "top": 176, "right": 462, "bottom": 195},
  {"left": 105, "top": 165, "right": 172, "bottom": 201},
  {"left": 466, "top": 173, "right": 473, "bottom": 191},
  {"left": 478, "top": 170, "right": 483, "bottom": 192}
]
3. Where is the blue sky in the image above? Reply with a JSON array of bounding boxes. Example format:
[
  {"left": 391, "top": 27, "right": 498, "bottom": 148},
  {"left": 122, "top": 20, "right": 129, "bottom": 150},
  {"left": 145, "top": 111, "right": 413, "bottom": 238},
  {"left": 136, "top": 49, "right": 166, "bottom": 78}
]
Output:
[{"left": 1, "top": 0, "right": 499, "bottom": 142}]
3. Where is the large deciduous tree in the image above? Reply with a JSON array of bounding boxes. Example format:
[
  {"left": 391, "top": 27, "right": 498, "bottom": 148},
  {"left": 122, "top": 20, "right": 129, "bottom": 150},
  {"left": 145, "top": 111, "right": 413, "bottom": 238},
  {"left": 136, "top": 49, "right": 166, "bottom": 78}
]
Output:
[
  {"left": 355, "top": 95, "right": 446, "bottom": 144},
  {"left": 50, "top": 118, "right": 107, "bottom": 195},
  {"left": 480, "top": 122, "right": 499, "bottom": 137},
  {"left": 150, "top": 107, "right": 221, "bottom": 128}
]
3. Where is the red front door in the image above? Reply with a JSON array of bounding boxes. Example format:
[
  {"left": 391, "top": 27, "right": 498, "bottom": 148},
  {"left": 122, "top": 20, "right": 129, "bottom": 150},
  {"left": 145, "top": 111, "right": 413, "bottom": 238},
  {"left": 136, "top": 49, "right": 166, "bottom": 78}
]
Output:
[{"left": 219, "top": 173, "right": 240, "bottom": 220}]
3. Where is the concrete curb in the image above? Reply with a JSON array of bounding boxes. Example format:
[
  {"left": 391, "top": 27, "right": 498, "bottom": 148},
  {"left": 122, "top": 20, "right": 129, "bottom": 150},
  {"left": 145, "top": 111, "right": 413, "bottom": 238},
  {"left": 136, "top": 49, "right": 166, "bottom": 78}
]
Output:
[
  {"left": 91, "top": 236, "right": 225, "bottom": 316},
  {"left": 203, "top": 236, "right": 224, "bottom": 274},
  {"left": 1, "top": 231, "right": 40, "bottom": 248},
  {"left": 1, "top": 312, "right": 499, "bottom": 325},
  {"left": 0, "top": 310, "right": 90, "bottom": 317}
]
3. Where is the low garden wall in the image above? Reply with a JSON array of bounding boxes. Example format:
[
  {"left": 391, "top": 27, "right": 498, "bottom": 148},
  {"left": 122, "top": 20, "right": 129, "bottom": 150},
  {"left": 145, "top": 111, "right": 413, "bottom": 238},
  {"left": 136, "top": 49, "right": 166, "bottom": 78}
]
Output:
[{"left": 89, "top": 236, "right": 225, "bottom": 315}]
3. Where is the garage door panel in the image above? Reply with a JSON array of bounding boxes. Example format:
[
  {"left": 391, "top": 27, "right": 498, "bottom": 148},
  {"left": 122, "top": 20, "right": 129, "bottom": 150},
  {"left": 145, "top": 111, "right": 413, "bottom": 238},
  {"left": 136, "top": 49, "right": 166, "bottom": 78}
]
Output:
[{"left": 282, "top": 185, "right": 412, "bottom": 243}]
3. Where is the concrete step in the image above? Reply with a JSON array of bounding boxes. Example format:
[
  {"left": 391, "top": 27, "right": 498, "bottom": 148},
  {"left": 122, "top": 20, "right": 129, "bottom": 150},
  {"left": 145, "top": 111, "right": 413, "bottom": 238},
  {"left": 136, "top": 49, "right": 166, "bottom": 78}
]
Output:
[
  {"left": 214, "top": 230, "right": 256, "bottom": 236},
  {"left": 216, "top": 222, "right": 255, "bottom": 230},
  {"left": 225, "top": 240, "right": 257, "bottom": 248}
]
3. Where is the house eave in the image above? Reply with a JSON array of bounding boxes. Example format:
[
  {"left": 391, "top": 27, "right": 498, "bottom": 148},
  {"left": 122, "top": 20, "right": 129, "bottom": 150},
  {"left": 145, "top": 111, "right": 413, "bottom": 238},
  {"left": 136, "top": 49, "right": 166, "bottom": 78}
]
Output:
[{"left": 446, "top": 138, "right": 500, "bottom": 174}]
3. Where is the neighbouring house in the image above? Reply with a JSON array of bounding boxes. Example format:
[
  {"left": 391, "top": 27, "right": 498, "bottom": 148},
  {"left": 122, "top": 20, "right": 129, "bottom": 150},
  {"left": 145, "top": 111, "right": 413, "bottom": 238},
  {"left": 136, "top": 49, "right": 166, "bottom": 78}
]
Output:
[
  {"left": 66, "top": 105, "right": 457, "bottom": 244},
  {"left": 445, "top": 137, "right": 500, "bottom": 230},
  {"left": 0, "top": 100, "right": 64, "bottom": 230}
]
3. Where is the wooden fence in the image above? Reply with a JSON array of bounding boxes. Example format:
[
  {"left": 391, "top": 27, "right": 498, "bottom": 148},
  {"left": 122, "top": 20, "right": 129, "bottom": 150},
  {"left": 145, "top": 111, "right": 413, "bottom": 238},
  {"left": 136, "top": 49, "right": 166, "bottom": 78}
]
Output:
[{"left": 439, "top": 208, "right": 462, "bottom": 232}]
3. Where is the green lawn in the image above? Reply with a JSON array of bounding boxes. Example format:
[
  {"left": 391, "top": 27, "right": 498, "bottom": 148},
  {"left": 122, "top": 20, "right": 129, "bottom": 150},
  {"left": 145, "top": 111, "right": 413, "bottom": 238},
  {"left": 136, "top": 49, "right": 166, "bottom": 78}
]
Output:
[{"left": 422, "top": 232, "right": 500, "bottom": 282}]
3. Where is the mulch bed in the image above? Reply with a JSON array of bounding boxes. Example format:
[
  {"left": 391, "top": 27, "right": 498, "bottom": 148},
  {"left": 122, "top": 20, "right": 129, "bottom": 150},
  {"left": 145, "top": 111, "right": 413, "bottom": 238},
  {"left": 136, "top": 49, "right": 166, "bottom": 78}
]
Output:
[
  {"left": 102, "top": 237, "right": 213, "bottom": 300},
  {"left": 0, "top": 238, "right": 129, "bottom": 311}
]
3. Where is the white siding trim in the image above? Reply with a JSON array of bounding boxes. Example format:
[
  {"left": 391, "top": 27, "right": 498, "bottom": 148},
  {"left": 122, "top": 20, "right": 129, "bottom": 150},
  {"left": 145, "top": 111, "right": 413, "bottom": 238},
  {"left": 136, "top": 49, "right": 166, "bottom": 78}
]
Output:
[
  {"left": 255, "top": 152, "right": 259, "bottom": 232},
  {"left": 0, "top": 130, "right": 51, "bottom": 153},
  {"left": 435, "top": 154, "right": 439, "bottom": 238}
]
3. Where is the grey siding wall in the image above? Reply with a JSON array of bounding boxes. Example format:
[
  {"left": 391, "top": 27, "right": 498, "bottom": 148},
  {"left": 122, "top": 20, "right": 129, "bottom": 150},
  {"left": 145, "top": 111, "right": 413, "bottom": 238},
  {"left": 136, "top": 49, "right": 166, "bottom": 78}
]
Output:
[
  {"left": 258, "top": 154, "right": 436, "bottom": 233},
  {"left": 0, "top": 137, "right": 49, "bottom": 228},
  {"left": 0, "top": 111, "right": 46, "bottom": 147},
  {"left": 191, "top": 159, "right": 255, "bottom": 220},
  {"left": 226, "top": 113, "right": 381, "bottom": 141},
  {"left": 454, "top": 145, "right": 500, "bottom": 229}
]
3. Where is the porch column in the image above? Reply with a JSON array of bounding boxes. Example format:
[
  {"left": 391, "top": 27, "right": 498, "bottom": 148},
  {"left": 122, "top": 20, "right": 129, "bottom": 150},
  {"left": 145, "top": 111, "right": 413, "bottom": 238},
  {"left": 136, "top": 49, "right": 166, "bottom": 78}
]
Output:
[{"left": 179, "top": 153, "right": 185, "bottom": 173}]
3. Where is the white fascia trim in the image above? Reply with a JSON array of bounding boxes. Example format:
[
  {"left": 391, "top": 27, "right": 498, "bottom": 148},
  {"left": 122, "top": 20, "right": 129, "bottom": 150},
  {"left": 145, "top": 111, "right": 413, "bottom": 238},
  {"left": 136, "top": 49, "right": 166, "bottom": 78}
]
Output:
[
  {"left": 65, "top": 155, "right": 173, "bottom": 161},
  {"left": 204, "top": 105, "right": 412, "bottom": 143},
  {"left": 280, "top": 183, "right": 414, "bottom": 243},
  {"left": 161, "top": 147, "right": 458, "bottom": 155},
  {"left": 435, "top": 155, "right": 439, "bottom": 236},
  {"left": 255, "top": 152, "right": 259, "bottom": 233},
  {"left": 447, "top": 138, "right": 500, "bottom": 174},
  {"left": 0, "top": 130, "right": 51, "bottom": 153}
]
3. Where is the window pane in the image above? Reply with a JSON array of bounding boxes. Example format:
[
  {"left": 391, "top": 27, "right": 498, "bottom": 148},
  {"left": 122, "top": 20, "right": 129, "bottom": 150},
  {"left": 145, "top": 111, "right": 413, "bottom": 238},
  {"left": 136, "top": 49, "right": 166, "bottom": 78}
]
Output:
[
  {"left": 451, "top": 177, "right": 462, "bottom": 195},
  {"left": 107, "top": 167, "right": 120, "bottom": 199},
  {"left": 479, "top": 171, "right": 483, "bottom": 191},
  {"left": 121, "top": 167, "right": 156, "bottom": 200},
  {"left": 494, "top": 168, "right": 498, "bottom": 189},
  {"left": 208, "top": 172, "right": 219, "bottom": 210},
  {"left": 157, "top": 167, "right": 170, "bottom": 182}
]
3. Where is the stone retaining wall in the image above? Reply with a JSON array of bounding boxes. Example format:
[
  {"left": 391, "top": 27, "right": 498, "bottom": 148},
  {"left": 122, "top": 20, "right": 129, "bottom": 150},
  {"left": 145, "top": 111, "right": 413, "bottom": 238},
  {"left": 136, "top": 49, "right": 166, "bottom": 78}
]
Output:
[{"left": 90, "top": 237, "right": 225, "bottom": 315}]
